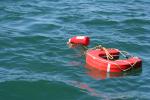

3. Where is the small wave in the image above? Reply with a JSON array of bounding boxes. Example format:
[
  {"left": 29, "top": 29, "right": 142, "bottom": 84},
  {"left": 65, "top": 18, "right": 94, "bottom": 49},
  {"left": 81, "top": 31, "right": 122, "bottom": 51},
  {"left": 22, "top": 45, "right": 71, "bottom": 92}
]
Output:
[
  {"left": 82, "top": 19, "right": 118, "bottom": 26},
  {"left": 0, "top": 67, "right": 68, "bottom": 83},
  {"left": 58, "top": 15, "right": 82, "bottom": 23},
  {"left": 118, "top": 27, "right": 150, "bottom": 35},
  {"left": 27, "top": 23, "right": 61, "bottom": 32},
  {"left": 13, "top": 35, "right": 49, "bottom": 43},
  {"left": 121, "top": 19, "right": 150, "bottom": 25}
]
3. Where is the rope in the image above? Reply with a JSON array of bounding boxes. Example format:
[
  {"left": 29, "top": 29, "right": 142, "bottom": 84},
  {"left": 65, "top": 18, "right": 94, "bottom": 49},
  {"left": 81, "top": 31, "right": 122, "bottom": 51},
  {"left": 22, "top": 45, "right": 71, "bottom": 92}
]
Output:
[
  {"left": 115, "top": 59, "right": 138, "bottom": 72},
  {"left": 102, "top": 47, "right": 114, "bottom": 60},
  {"left": 86, "top": 45, "right": 114, "bottom": 60},
  {"left": 119, "top": 51, "right": 133, "bottom": 59}
]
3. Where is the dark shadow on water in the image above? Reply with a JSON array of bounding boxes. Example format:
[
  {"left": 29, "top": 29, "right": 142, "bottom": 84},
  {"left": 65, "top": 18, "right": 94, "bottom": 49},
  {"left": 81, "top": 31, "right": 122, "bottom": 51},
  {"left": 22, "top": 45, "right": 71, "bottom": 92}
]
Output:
[{"left": 85, "top": 64, "right": 142, "bottom": 80}]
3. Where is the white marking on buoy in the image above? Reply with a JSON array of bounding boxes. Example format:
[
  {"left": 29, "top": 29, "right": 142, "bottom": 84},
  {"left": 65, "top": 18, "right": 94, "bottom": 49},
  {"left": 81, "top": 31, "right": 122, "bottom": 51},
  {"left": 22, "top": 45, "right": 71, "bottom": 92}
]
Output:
[
  {"left": 107, "top": 63, "right": 111, "bottom": 72},
  {"left": 76, "top": 36, "right": 85, "bottom": 39},
  {"left": 69, "top": 39, "right": 71, "bottom": 42},
  {"left": 93, "top": 56, "right": 96, "bottom": 59}
]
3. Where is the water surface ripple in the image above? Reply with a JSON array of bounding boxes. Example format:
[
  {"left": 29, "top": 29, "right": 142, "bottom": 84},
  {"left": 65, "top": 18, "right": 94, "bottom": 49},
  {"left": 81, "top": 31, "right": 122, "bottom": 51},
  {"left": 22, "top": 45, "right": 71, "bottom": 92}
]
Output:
[{"left": 0, "top": 0, "right": 150, "bottom": 100}]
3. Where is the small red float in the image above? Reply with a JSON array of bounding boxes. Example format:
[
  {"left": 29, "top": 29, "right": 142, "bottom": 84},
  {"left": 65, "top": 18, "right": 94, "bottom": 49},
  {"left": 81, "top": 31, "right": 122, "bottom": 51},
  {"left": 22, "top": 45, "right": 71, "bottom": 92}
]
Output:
[
  {"left": 86, "top": 49, "right": 142, "bottom": 72},
  {"left": 68, "top": 36, "right": 90, "bottom": 46}
]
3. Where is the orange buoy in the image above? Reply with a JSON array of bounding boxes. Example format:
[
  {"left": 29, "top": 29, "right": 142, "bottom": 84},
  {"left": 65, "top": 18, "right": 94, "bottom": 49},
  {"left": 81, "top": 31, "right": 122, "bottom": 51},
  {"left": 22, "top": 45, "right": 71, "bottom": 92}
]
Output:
[
  {"left": 86, "top": 49, "right": 142, "bottom": 72},
  {"left": 68, "top": 36, "right": 90, "bottom": 46}
]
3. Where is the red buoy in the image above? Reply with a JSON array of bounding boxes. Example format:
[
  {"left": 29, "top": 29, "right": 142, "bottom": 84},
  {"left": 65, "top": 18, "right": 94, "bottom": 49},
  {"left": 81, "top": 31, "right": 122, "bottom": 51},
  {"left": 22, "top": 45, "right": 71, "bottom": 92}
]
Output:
[
  {"left": 68, "top": 36, "right": 90, "bottom": 46},
  {"left": 86, "top": 49, "right": 142, "bottom": 72}
]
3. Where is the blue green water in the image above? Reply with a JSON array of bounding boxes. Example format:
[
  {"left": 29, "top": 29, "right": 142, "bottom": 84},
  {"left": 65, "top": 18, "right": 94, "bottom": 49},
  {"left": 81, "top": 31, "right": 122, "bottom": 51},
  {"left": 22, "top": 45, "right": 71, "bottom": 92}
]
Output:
[{"left": 0, "top": 0, "right": 150, "bottom": 100}]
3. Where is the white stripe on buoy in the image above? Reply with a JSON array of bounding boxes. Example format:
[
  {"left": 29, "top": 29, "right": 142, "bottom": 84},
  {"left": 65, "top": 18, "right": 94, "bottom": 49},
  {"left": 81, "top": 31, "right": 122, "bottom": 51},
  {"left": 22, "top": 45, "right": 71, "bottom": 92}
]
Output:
[
  {"left": 76, "top": 36, "right": 85, "bottom": 39},
  {"left": 69, "top": 39, "right": 71, "bottom": 42},
  {"left": 107, "top": 63, "right": 111, "bottom": 72}
]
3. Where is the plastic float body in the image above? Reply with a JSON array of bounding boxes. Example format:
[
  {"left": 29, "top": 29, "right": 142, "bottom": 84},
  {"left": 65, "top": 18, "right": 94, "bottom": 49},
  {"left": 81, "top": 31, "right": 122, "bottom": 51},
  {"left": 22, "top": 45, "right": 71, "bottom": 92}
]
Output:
[
  {"left": 68, "top": 36, "right": 90, "bottom": 46},
  {"left": 86, "top": 49, "right": 142, "bottom": 73}
]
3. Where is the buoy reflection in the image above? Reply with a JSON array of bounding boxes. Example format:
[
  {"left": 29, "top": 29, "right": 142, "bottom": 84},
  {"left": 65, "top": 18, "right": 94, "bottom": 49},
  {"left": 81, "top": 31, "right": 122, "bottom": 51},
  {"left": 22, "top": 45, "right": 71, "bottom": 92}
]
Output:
[
  {"left": 71, "top": 81, "right": 110, "bottom": 100},
  {"left": 85, "top": 64, "right": 142, "bottom": 80}
]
